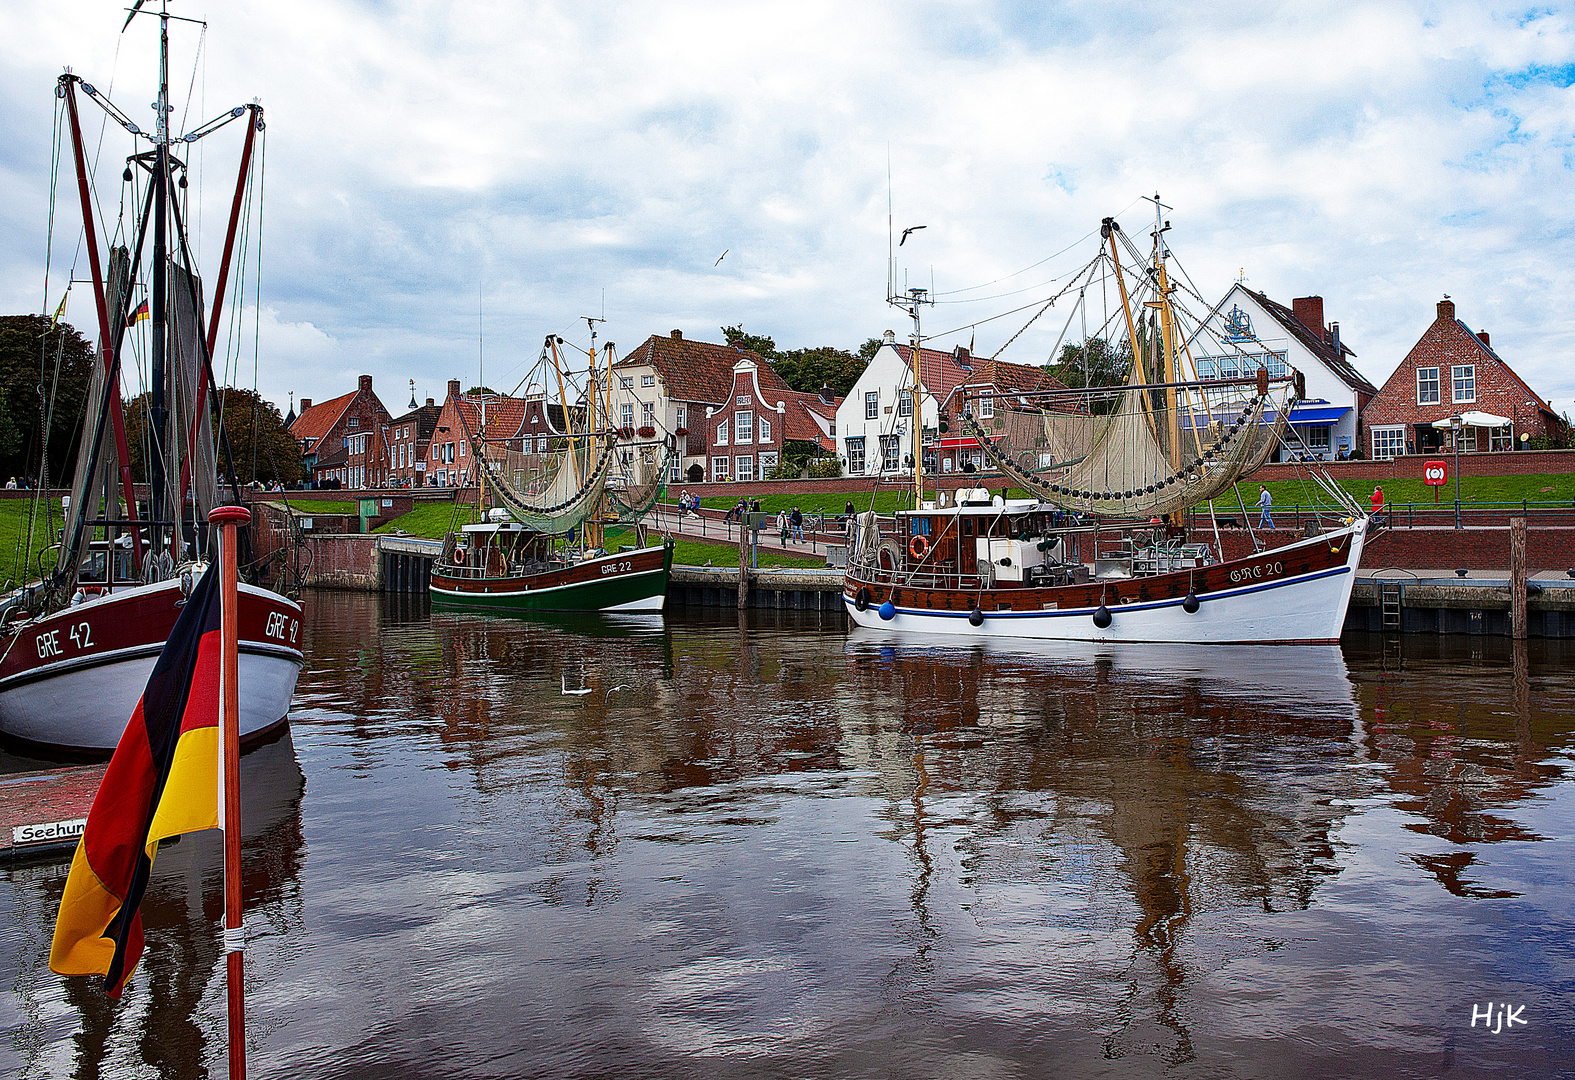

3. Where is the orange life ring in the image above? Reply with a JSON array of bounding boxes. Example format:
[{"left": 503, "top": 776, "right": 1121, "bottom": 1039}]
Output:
[
  {"left": 909, "top": 534, "right": 929, "bottom": 561},
  {"left": 454, "top": 546, "right": 467, "bottom": 564}
]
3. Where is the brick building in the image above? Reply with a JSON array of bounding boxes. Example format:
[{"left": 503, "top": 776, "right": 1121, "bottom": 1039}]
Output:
[
  {"left": 702, "top": 357, "right": 839, "bottom": 482},
  {"left": 387, "top": 396, "right": 441, "bottom": 487},
  {"left": 612, "top": 330, "right": 785, "bottom": 484},
  {"left": 427, "top": 379, "right": 527, "bottom": 487},
  {"left": 1363, "top": 298, "right": 1559, "bottom": 457},
  {"left": 289, "top": 375, "right": 393, "bottom": 489}
]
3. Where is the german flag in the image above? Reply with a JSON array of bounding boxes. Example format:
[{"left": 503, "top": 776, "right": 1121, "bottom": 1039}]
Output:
[
  {"left": 130, "top": 299, "right": 150, "bottom": 324},
  {"left": 49, "top": 564, "right": 224, "bottom": 997}
]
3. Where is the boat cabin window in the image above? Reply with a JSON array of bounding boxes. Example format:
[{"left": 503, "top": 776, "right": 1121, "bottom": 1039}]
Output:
[
  {"left": 910, "top": 517, "right": 933, "bottom": 537},
  {"left": 962, "top": 517, "right": 975, "bottom": 537}
]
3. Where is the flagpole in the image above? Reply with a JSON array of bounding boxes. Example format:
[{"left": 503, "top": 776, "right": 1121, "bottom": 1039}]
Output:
[{"left": 209, "top": 504, "right": 250, "bottom": 1080}]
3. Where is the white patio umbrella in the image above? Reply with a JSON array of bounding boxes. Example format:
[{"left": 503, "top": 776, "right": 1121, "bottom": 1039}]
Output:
[{"left": 1431, "top": 410, "right": 1510, "bottom": 428}]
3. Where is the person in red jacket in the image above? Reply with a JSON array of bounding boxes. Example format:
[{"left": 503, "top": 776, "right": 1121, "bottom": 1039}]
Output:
[{"left": 1370, "top": 486, "right": 1385, "bottom": 522}]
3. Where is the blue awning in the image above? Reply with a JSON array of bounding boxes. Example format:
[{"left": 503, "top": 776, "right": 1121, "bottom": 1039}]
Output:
[{"left": 1286, "top": 405, "right": 1350, "bottom": 425}]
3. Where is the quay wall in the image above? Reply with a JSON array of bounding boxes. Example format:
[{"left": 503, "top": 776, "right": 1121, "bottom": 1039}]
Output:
[{"left": 304, "top": 534, "right": 381, "bottom": 590}]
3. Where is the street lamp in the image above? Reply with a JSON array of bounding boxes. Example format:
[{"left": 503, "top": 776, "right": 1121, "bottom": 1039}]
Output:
[{"left": 1450, "top": 413, "right": 1463, "bottom": 529}]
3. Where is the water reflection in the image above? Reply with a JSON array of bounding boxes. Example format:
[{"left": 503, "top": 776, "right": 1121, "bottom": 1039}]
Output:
[
  {"left": 3, "top": 599, "right": 1572, "bottom": 1078},
  {"left": 3, "top": 733, "right": 304, "bottom": 1080}
]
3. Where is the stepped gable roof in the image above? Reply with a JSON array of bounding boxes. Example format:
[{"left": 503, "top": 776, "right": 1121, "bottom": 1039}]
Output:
[
  {"left": 1249, "top": 290, "right": 1377, "bottom": 395},
  {"left": 617, "top": 332, "right": 788, "bottom": 405},
  {"left": 289, "top": 390, "right": 357, "bottom": 445},
  {"left": 453, "top": 393, "right": 527, "bottom": 441}
]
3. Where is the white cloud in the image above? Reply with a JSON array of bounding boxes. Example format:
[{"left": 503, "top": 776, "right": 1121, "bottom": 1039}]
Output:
[{"left": 3, "top": 0, "right": 1574, "bottom": 415}]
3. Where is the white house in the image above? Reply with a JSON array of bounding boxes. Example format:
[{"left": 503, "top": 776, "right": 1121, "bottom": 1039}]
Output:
[
  {"left": 1191, "top": 287, "right": 1377, "bottom": 461},
  {"left": 834, "top": 332, "right": 1067, "bottom": 476}
]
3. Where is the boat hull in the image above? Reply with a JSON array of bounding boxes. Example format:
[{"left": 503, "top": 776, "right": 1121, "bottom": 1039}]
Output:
[
  {"left": 844, "top": 520, "right": 1365, "bottom": 645},
  {"left": 430, "top": 543, "right": 672, "bottom": 614},
  {"left": 0, "top": 578, "right": 304, "bottom": 756}
]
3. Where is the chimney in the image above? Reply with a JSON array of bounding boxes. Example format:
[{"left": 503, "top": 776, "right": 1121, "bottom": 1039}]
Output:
[
  {"left": 1437, "top": 297, "right": 1455, "bottom": 322},
  {"left": 299, "top": 398, "right": 312, "bottom": 411},
  {"left": 670, "top": 329, "right": 683, "bottom": 340},
  {"left": 1477, "top": 330, "right": 1490, "bottom": 347},
  {"left": 447, "top": 379, "right": 461, "bottom": 400},
  {"left": 426, "top": 397, "right": 435, "bottom": 407},
  {"left": 358, "top": 374, "right": 373, "bottom": 393},
  {"left": 819, "top": 384, "right": 835, "bottom": 405},
  {"left": 1330, "top": 321, "right": 1341, "bottom": 353},
  {"left": 1291, "top": 296, "right": 1325, "bottom": 337},
  {"left": 953, "top": 345, "right": 971, "bottom": 363},
  {"left": 882, "top": 329, "right": 896, "bottom": 344}
]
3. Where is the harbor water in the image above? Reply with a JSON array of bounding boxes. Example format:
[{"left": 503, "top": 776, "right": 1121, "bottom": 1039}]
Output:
[{"left": 3, "top": 592, "right": 1574, "bottom": 1078}]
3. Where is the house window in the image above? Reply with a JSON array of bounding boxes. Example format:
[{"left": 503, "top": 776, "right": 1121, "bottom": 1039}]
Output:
[
  {"left": 735, "top": 455, "right": 755, "bottom": 482},
  {"left": 1371, "top": 426, "right": 1405, "bottom": 459},
  {"left": 1416, "top": 366, "right": 1440, "bottom": 405},
  {"left": 458, "top": 441, "right": 465, "bottom": 457},
  {"left": 879, "top": 433, "right": 901, "bottom": 471},
  {"left": 621, "top": 403, "right": 634, "bottom": 429},
  {"left": 1196, "top": 359, "right": 1219, "bottom": 380},
  {"left": 1304, "top": 425, "right": 1331, "bottom": 455},
  {"left": 668, "top": 456, "right": 682, "bottom": 483},
  {"left": 736, "top": 410, "right": 753, "bottom": 443},
  {"left": 349, "top": 417, "right": 359, "bottom": 429},
  {"left": 641, "top": 374, "right": 655, "bottom": 387},
  {"left": 898, "top": 390, "right": 913, "bottom": 417},
  {"left": 865, "top": 392, "right": 879, "bottom": 420},
  {"left": 978, "top": 392, "right": 994, "bottom": 419},
  {"left": 758, "top": 417, "right": 770, "bottom": 442},
  {"left": 1452, "top": 364, "right": 1475, "bottom": 404},
  {"left": 712, "top": 456, "right": 730, "bottom": 481},
  {"left": 758, "top": 451, "right": 778, "bottom": 475},
  {"left": 620, "top": 377, "right": 633, "bottom": 389},
  {"left": 675, "top": 406, "right": 686, "bottom": 431},
  {"left": 1489, "top": 425, "right": 1512, "bottom": 452},
  {"left": 716, "top": 423, "right": 728, "bottom": 446},
  {"left": 1216, "top": 355, "right": 1240, "bottom": 381},
  {"left": 642, "top": 402, "right": 655, "bottom": 426},
  {"left": 1265, "top": 351, "right": 1289, "bottom": 379},
  {"left": 845, "top": 436, "right": 865, "bottom": 473}
]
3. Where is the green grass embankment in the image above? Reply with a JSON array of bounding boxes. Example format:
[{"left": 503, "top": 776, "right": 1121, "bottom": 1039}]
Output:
[
  {"left": 671, "top": 538, "right": 825, "bottom": 569},
  {"left": 1234, "top": 472, "right": 1575, "bottom": 512}
]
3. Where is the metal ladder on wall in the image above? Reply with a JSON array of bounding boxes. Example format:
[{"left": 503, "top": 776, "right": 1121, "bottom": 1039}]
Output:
[{"left": 1372, "top": 569, "right": 1416, "bottom": 632}]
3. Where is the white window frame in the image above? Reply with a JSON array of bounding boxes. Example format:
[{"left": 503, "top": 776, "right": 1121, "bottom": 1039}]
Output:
[
  {"left": 736, "top": 410, "right": 753, "bottom": 443},
  {"left": 1370, "top": 425, "right": 1405, "bottom": 460},
  {"left": 1416, "top": 366, "right": 1440, "bottom": 405},
  {"left": 735, "top": 455, "right": 755, "bottom": 482},
  {"left": 758, "top": 451, "right": 778, "bottom": 475},
  {"left": 845, "top": 436, "right": 865, "bottom": 474},
  {"left": 758, "top": 417, "right": 770, "bottom": 443},
  {"left": 641, "top": 374, "right": 655, "bottom": 387},
  {"left": 879, "top": 433, "right": 901, "bottom": 472},
  {"left": 712, "top": 456, "right": 730, "bottom": 481},
  {"left": 675, "top": 406, "right": 686, "bottom": 431},
  {"left": 978, "top": 391, "right": 994, "bottom": 419},
  {"left": 620, "top": 377, "right": 633, "bottom": 389},
  {"left": 641, "top": 402, "right": 655, "bottom": 426},
  {"left": 898, "top": 390, "right": 913, "bottom": 417},
  {"left": 1451, "top": 364, "right": 1476, "bottom": 404},
  {"left": 865, "top": 391, "right": 878, "bottom": 420},
  {"left": 1489, "top": 424, "right": 1512, "bottom": 452},
  {"left": 716, "top": 422, "right": 728, "bottom": 447}
]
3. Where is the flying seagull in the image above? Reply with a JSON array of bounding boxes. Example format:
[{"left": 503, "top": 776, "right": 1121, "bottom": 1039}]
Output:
[
  {"left": 899, "top": 225, "right": 927, "bottom": 246},
  {"left": 715, "top": 249, "right": 729, "bottom": 265}
]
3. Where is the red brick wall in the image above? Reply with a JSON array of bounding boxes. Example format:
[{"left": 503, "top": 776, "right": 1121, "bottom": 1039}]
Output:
[{"left": 1247, "top": 447, "right": 1575, "bottom": 483}]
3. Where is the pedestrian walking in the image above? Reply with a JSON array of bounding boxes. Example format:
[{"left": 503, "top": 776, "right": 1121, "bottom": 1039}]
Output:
[
  {"left": 1370, "top": 485, "right": 1385, "bottom": 524},
  {"left": 791, "top": 506, "right": 803, "bottom": 542},
  {"left": 1256, "top": 485, "right": 1274, "bottom": 530},
  {"left": 777, "top": 508, "right": 789, "bottom": 546}
]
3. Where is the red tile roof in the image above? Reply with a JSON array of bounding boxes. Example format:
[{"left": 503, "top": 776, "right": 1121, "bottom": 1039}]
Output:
[
  {"left": 289, "top": 390, "right": 357, "bottom": 445},
  {"left": 616, "top": 333, "right": 791, "bottom": 406},
  {"left": 894, "top": 345, "right": 1068, "bottom": 405},
  {"left": 1249, "top": 290, "right": 1377, "bottom": 394},
  {"left": 778, "top": 390, "right": 841, "bottom": 448},
  {"left": 453, "top": 393, "right": 528, "bottom": 442}
]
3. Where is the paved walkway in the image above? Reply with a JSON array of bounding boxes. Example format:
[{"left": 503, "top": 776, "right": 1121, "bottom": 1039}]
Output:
[{"left": 648, "top": 507, "right": 846, "bottom": 560}]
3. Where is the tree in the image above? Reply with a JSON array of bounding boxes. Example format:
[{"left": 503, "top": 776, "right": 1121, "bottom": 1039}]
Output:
[
  {"left": 1047, "top": 336, "right": 1131, "bottom": 415},
  {"left": 123, "top": 387, "right": 304, "bottom": 486},
  {"left": 722, "top": 326, "right": 871, "bottom": 398},
  {"left": 0, "top": 315, "right": 97, "bottom": 486}
]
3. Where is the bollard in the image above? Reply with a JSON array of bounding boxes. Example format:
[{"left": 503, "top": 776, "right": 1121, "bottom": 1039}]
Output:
[{"left": 1510, "top": 516, "right": 1528, "bottom": 641}]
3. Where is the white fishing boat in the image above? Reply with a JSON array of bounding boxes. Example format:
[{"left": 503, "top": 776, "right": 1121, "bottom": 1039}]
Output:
[
  {"left": 845, "top": 202, "right": 1367, "bottom": 645},
  {"left": 0, "top": 5, "right": 302, "bottom": 756}
]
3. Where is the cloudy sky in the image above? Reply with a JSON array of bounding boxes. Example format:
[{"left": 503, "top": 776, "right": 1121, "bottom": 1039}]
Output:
[{"left": 3, "top": 1, "right": 1573, "bottom": 417}]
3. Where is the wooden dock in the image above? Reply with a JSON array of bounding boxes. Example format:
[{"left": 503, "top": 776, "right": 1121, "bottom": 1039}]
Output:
[{"left": 0, "top": 763, "right": 104, "bottom": 865}]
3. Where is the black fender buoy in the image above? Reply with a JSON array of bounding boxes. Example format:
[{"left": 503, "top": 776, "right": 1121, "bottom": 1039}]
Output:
[
  {"left": 968, "top": 607, "right": 984, "bottom": 626},
  {"left": 854, "top": 587, "right": 870, "bottom": 612},
  {"left": 1183, "top": 589, "right": 1200, "bottom": 614},
  {"left": 1093, "top": 603, "right": 1112, "bottom": 629}
]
